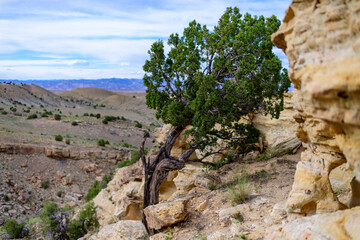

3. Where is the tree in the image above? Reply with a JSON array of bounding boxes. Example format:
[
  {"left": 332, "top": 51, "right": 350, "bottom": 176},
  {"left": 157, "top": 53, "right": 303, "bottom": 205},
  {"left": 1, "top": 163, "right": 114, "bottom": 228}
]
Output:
[{"left": 141, "top": 7, "right": 290, "bottom": 233}]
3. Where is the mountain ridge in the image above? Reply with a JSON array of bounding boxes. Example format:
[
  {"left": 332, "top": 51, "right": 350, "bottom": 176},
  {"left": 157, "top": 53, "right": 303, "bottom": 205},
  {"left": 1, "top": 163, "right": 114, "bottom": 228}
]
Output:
[{"left": 0, "top": 78, "right": 145, "bottom": 92}]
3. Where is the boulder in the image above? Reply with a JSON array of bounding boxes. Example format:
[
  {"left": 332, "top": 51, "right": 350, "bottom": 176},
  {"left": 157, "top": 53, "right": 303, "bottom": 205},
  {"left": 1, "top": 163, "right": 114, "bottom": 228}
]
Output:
[
  {"left": 144, "top": 196, "right": 191, "bottom": 230},
  {"left": 85, "top": 220, "right": 147, "bottom": 240}
]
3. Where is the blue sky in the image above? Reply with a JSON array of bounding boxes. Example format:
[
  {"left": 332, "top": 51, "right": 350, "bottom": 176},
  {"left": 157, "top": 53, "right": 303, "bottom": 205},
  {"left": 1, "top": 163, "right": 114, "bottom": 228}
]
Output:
[{"left": 0, "top": 0, "right": 291, "bottom": 80}]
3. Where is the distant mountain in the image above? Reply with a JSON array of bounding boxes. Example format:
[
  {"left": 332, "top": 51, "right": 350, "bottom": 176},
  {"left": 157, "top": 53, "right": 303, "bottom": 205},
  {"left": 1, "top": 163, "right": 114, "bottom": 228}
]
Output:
[{"left": 0, "top": 78, "right": 145, "bottom": 92}]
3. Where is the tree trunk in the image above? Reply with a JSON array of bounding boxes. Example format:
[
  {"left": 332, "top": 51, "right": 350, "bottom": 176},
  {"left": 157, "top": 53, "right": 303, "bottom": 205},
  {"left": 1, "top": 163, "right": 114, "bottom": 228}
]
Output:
[{"left": 140, "top": 126, "right": 189, "bottom": 234}]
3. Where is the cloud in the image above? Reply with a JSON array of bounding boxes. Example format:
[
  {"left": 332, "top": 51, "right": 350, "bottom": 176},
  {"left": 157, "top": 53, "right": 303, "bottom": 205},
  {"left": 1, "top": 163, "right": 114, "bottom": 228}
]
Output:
[
  {"left": 0, "top": 0, "right": 292, "bottom": 79},
  {"left": 68, "top": 60, "right": 89, "bottom": 66}
]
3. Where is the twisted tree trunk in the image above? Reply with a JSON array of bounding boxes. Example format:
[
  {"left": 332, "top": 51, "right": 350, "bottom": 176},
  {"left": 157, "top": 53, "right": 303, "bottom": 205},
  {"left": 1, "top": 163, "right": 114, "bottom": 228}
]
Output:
[{"left": 140, "top": 126, "right": 196, "bottom": 234}]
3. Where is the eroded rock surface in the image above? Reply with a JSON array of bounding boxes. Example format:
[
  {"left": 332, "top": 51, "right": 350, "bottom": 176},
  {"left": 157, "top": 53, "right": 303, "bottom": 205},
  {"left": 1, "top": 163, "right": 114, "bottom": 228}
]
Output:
[{"left": 272, "top": 0, "right": 360, "bottom": 214}]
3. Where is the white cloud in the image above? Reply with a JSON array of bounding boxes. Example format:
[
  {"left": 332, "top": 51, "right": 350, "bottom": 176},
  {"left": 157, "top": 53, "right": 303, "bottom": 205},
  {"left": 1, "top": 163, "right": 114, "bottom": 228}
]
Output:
[{"left": 0, "top": 0, "right": 292, "bottom": 79}]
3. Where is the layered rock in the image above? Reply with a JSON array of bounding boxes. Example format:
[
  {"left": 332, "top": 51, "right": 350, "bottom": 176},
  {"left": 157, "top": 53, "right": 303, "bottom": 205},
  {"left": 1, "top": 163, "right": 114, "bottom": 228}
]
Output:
[
  {"left": 265, "top": 206, "right": 360, "bottom": 240},
  {"left": 83, "top": 220, "right": 147, "bottom": 240},
  {"left": 0, "top": 143, "right": 129, "bottom": 161},
  {"left": 272, "top": 0, "right": 360, "bottom": 214}
]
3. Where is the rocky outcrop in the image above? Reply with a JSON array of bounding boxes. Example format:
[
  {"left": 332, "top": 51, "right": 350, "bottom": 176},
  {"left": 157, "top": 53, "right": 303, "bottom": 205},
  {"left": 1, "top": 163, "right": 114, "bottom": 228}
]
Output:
[
  {"left": 144, "top": 196, "right": 191, "bottom": 230},
  {"left": 251, "top": 93, "right": 301, "bottom": 157},
  {"left": 272, "top": 0, "right": 360, "bottom": 214},
  {"left": 265, "top": 206, "right": 360, "bottom": 240},
  {"left": 83, "top": 220, "right": 147, "bottom": 240},
  {"left": 0, "top": 143, "right": 129, "bottom": 161},
  {"left": 93, "top": 161, "right": 144, "bottom": 226}
]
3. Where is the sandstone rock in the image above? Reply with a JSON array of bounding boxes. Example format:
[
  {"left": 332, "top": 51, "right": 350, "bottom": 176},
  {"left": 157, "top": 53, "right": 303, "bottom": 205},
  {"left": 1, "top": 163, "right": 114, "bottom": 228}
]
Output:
[
  {"left": 144, "top": 196, "right": 190, "bottom": 230},
  {"left": 265, "top": 207, "right": 360, "bottom": 240},
  {"left": 85, "top": 220, "right": 147, "bottom": 240},
  {"left": 252, "top": 93, "right": 301, "bottom": 157},
  {"left": 83, "top": 163, "right": 97, "bottom": 173},
  {"left": 17, "top": 193, "right": 30, "bottom": 203},
  {"left": 61, "top": 174, "right": 73, "bottom": 185},
  {"left": 272, "top": 0, "right": 360, "bottom": 214},
  {"left": 93, "top": 161, "right": 144, "bottom": 226}
]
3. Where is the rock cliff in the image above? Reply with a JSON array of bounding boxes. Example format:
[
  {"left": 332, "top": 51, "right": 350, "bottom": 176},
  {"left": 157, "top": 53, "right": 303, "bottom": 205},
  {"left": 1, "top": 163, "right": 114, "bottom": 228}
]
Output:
[{"left": 268, "top": 0, "right": 360, "bottom": 238}]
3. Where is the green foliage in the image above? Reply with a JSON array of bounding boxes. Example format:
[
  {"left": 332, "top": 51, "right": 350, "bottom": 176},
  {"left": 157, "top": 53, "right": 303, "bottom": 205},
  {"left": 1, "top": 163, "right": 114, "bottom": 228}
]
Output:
[
  {"left": 27, "top": 113, "right": 37, "bottom": 119},
  {"left": 41, "top": 179, "right": 50, "bottom": 189},
  {"left": 71, "top": 121, "right": 78, "bottom": 126},
  {"left": 85, "top": 175, "right": 112, "bottom": 202},
  {"left": 143, "top": 7, "right": 290, "bottom": 157},
  {"left": 135, "top": 122, "right": 143, "bottom": 128},
  {"left": 104, "top": 116, "right": 117, "bottom": 121},
  {"left": 102, "top": 119, "right": 108, "bottom": 124},
  {"left": 54, "top": 114, "right": 61, "bottom": 120},
  {"left": 65, "top": 139, "right": 70, "bottom": 145},
  {"left": 54, "top": 135, "right": 63, "bottom": 142},
  {"left": 97, "top": 139, "right": 105, "bottom": 147},
  {"left": 83, "top": 113, "right": 89, "bottom": 116},
  {"left": 1, "top": 110, "right": 7, "bottom": 115},
  {"left": 40, "top": 202, "right": 59, "bottom": 233},
  {"left": 228, "top": 170, "right": 250, "bottom": 204},
  {"left": 67, "top": 202, "right": 99, "bottom": 239},
  {"left": 255, "top": 169, "right": 269, "bottom": 179},
  {"left": 4, "top": 219, "right": 27, "bottom": 239},
  {"left": 231, "top": 211, "right": 244, "bottom": 222},
  {"left": 95, "top": 113, "right": 101, "bottom": 119},
  {"left": 97, "top": 139, "right": 109, "bottom": 146}
]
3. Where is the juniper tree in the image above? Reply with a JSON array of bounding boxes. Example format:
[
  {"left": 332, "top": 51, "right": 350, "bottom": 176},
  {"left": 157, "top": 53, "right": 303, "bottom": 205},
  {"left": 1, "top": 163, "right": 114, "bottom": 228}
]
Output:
[{"left": 140, "top": 7, "right": 290, "bottom": 233}]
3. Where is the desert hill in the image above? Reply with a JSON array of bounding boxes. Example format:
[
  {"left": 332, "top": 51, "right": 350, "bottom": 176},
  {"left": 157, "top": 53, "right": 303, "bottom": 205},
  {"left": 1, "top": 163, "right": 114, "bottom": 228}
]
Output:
[{"left": 0, "top": 83, "right": 71, "bottom": 107}]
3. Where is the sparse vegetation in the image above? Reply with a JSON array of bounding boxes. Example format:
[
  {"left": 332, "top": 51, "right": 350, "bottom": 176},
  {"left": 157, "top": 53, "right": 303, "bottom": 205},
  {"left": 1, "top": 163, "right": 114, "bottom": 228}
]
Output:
[
  {"left": 41, "top": 179, "right": 50, "bottom": 189},
  {"left": 54, "top": 114, "right": 61, "bottom": 120},
  {"left": 27, "top": 113, "right": 38, "bottom": 119},
  {"left": 54, "top": 135, "right": 63, "bottom": 142},
  {"left": 3, "top": 219, "right": 28, "bottom": 239},
  {"left": 85, "top": 175, "right": 112, "bottom": 202},
  {"left": 65, "top": 139, "right": 70, "bottom": 145},
  {"left": 71, "top": 121, "right": 78, "bottom": 126},
  {"left": 67, "top": 202, "right": 99, "bottom": 239},
  {"left": 231, "top": 212, "right": 244, "bottom": 222},
  {"left": 97, "top": 139, "right": 105, "bottom": 147},
  {"left": 228, "top": 170, "right": 251, "bottom": 205}
]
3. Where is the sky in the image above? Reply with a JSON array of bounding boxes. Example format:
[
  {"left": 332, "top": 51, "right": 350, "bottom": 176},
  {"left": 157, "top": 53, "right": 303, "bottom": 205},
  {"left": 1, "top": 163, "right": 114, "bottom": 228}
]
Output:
[{"left": 0, "top": 0, "right": 292, "bottom": 80}]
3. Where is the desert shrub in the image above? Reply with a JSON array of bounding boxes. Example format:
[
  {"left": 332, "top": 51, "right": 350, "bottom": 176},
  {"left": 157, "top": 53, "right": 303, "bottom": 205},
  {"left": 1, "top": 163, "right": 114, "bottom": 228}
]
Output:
[
  {"left": 105, "top": 140, "right": 110, "bottom": 145},
  {"left": 1, "top": 110, "right": 8, "bottom": 115},
  {"left": 67, "top": 202, "right": 99, "bottom": 239},
  {"left": 54, "top": 114, "right": 61, "bottom": 120},
  {"left": 71, "top": 121, "right": 78, "bottom": 126},
  {"left": 85, "top": 175, "right": 112, "bottom": 202},
  {"left": 65, "top": 139, "right": 70, "bottom": 145},
  {"left": 39, "top": 202, "right": 69, "bottom": 239},
  {"left": 83, "top": 113, "right": 89, "bottom": 116},
  {"left": 54, "top": 135, "right": 63, "bottom": 142},
  {"left": 27, "top": 113, "right": 37, "bottom": 119},
  {"left": 90, "top": 113, "right": 94, "bottom": 117},
  {"left": 104, "top": 116, "right": 117, "bottom": 122},
  {"left": 57, "top": 191, "right": 64, "bottom": 197},
  {"left": 102, "top": 119, "right": 108, "bottom": 124},
  {"left": 4, "top": 219, "right": 28, "bottom": 239},
  {"left": 95, "top": 113, "right": 100, "bottom": 119},
  {"left": 97, "top": 139, "right": 105, "bottom": 147},
  {"left": 117, "top": 149, "right": 149, "bottom": 169},
  {"left": 120, "top": 116, "right": 126, "bottom": 121},
  {"left": 41, "top": 179, "right": 50, "bottom": 189},
  {"left": 10, "top": 107, "right": 16, "bottom": 112},
  {"left": 135, "top": 122, "right": 142, "bottom": 128},
  {"left": 41, "top": 113, "right": 48, "bottom": 117},
  {"left": 228, "top": 170, "right": 251, "bottom": 204}
]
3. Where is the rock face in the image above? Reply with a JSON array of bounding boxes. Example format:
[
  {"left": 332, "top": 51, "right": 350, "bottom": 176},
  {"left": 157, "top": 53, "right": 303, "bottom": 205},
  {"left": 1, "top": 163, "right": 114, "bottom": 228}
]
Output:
[
  {"left": 93, "top": 161, "right": 144, "bottom": 226},
  {"left": 144, "top": 196, "right": 190, "bottom": 230},
  {"left": 265, "top": 206, "right": 360, "bottom": 240},
  {"left": 84, "top": 220, "right": 147, "bottom": 240},
  {"left": 252, "top": 93, "right": 301, "bottom": 157},
  {"left": 272, "top": 0, "right": 360, "bottom": 214}
]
